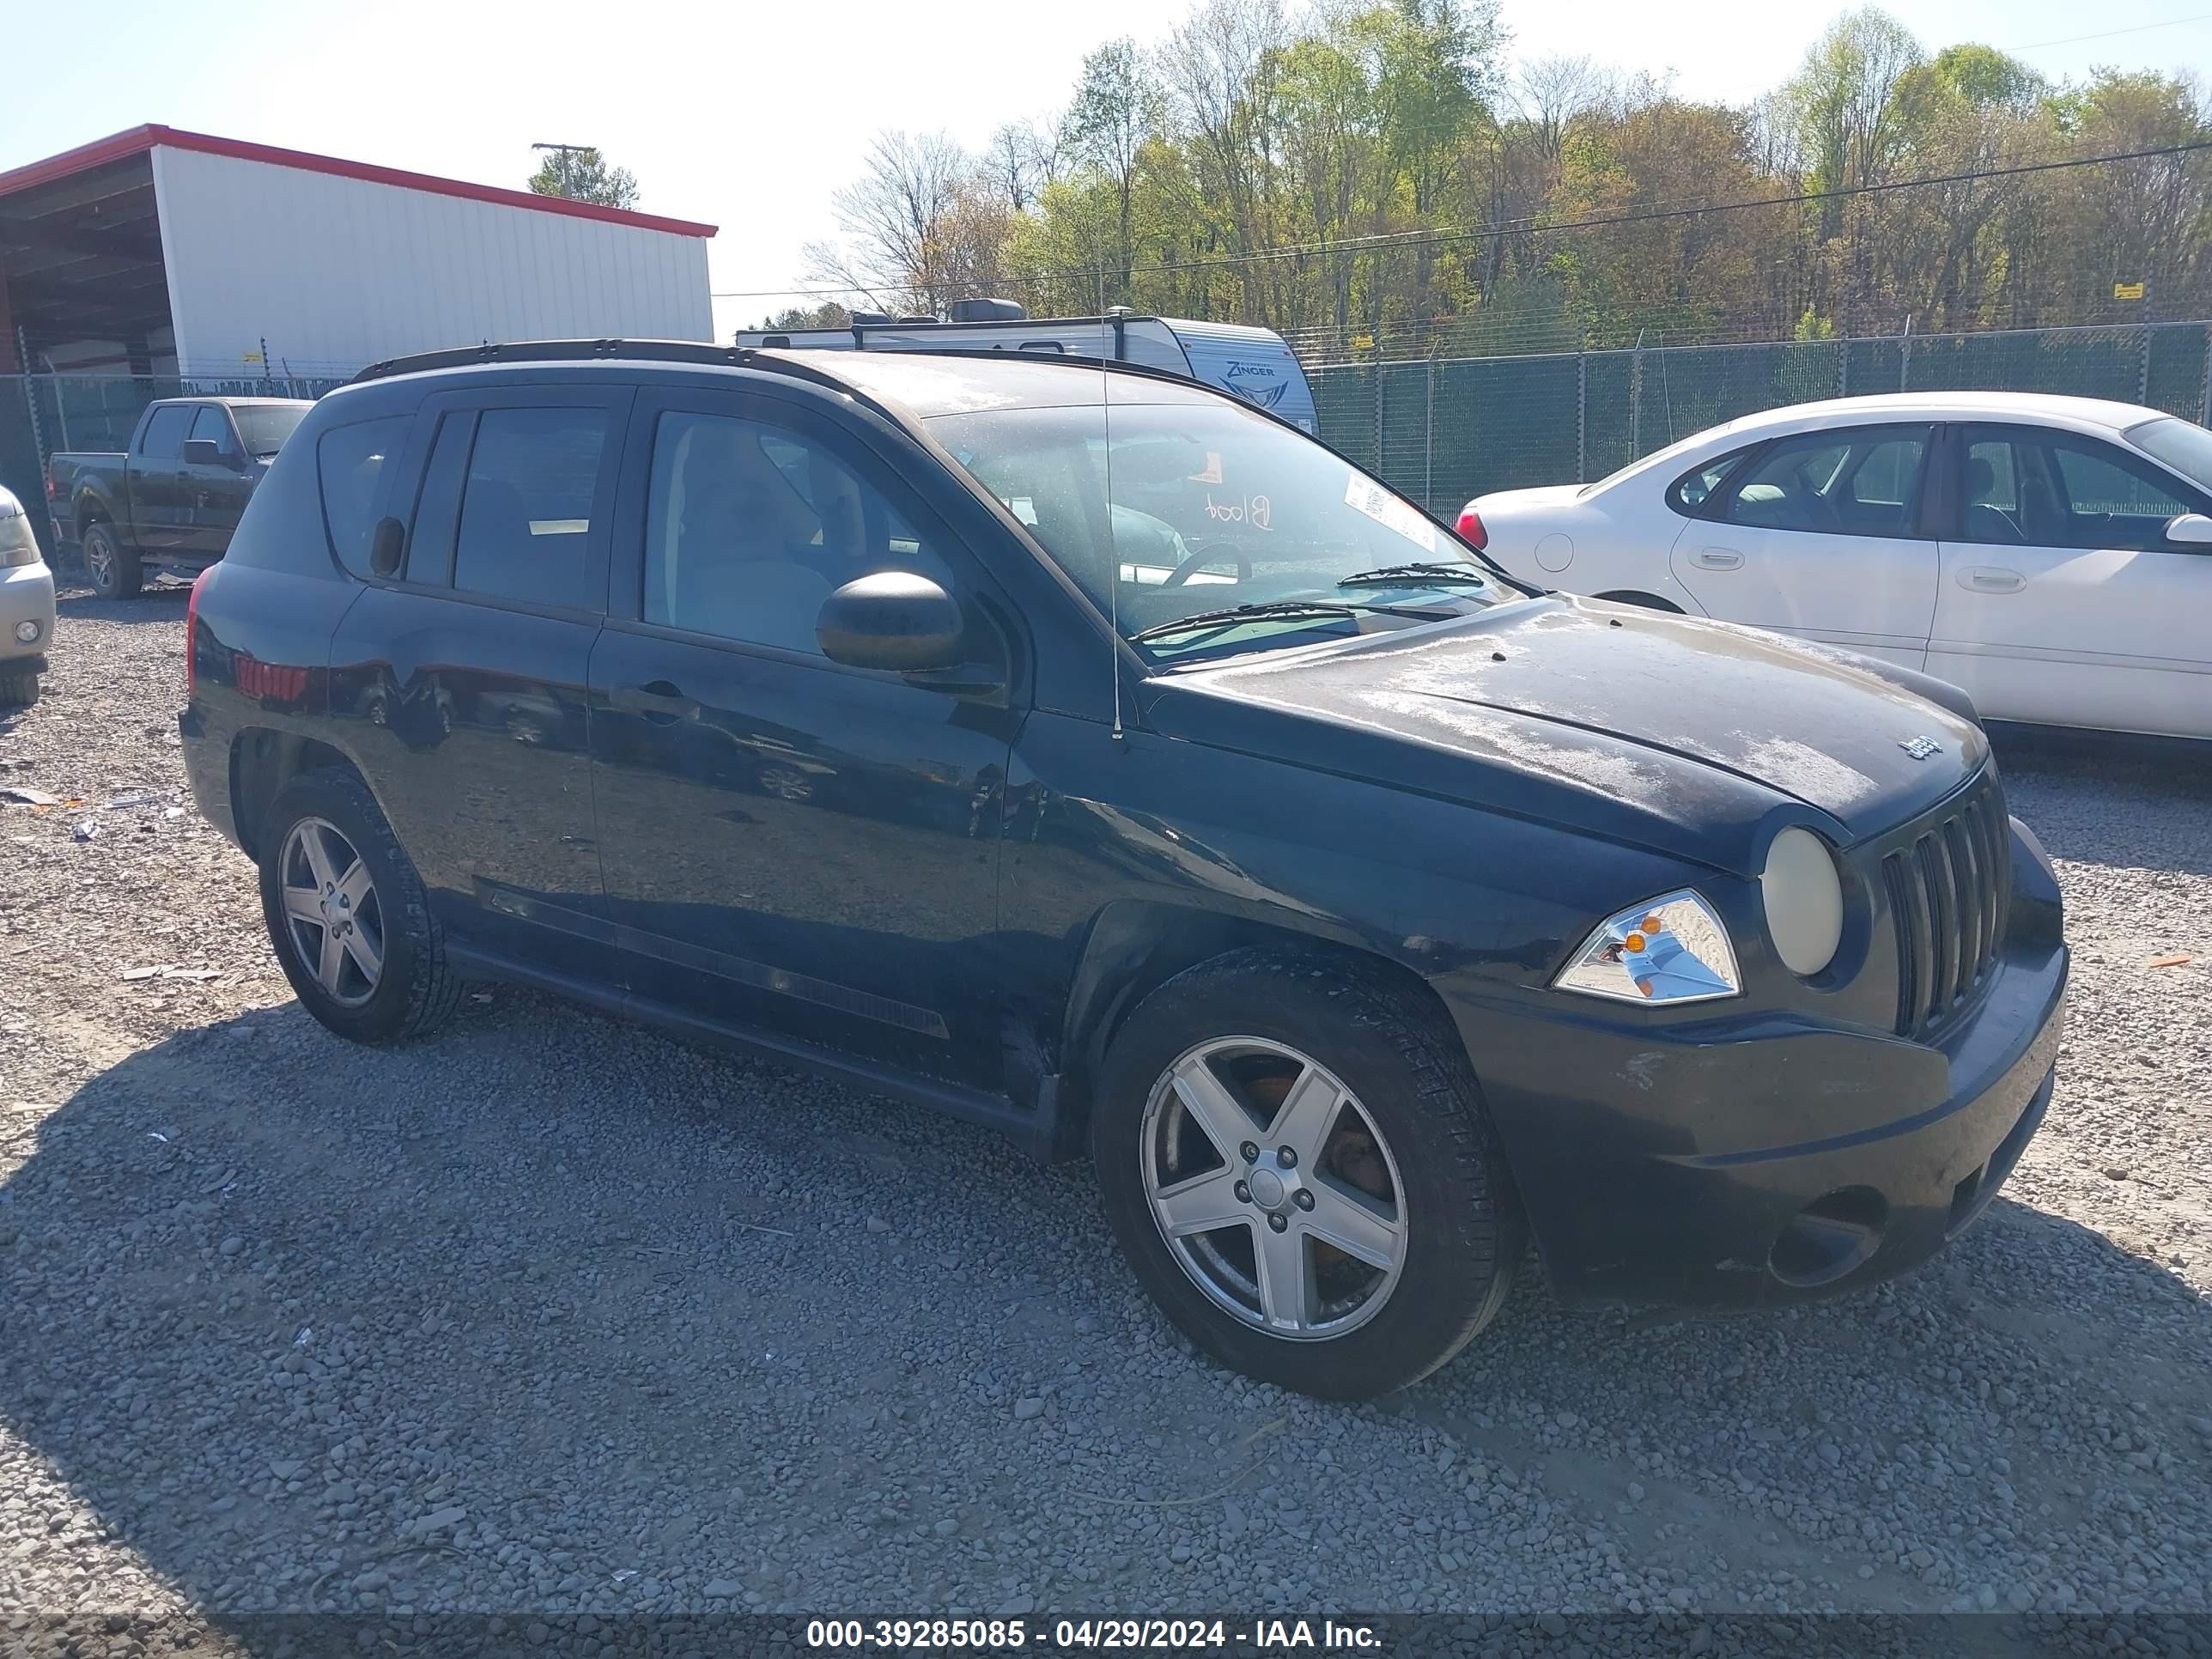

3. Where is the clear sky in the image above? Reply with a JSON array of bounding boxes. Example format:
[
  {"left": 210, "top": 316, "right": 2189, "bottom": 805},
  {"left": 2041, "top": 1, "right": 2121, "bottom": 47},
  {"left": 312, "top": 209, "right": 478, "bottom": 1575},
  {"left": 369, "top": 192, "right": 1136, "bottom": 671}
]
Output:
[{"left": 3, "top": 0, "right": 2204, "bottom": 340}]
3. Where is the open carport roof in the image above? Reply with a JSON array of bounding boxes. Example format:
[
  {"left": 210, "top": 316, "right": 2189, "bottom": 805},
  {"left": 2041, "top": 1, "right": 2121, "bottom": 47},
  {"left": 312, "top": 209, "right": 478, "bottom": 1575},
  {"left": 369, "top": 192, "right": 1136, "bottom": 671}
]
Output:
[{"left": 0, "top": 125, "right": 718, "bottom": 367}]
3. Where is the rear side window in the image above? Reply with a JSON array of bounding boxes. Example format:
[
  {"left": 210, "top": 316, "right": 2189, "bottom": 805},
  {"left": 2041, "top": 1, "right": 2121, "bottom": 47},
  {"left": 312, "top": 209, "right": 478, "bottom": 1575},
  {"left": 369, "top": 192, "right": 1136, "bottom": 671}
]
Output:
[
  {"left": 400, "top": 412, "right": 477, "bottom": 586},
  {"left": 1718, "top": 425, "right": 1931, "bottom": 539},
  {"left": 139, "top": 405, "right": 192, "bottom": 460},
  {"left": 1668, "top": 448, "right": 1749, "bottom": 514},
  {"left": 451, "top": 408, "right": 610, "bottom": 610},
  {"left": 317, "top": 416, "right": 412, "bottom": 577}
]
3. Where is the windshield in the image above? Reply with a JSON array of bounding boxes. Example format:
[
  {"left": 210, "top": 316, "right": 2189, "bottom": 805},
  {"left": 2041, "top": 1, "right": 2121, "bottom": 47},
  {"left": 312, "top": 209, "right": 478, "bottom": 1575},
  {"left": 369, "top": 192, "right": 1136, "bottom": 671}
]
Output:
[
  {"left": 929, "top": 399, "right": 1517, "bottom": 661},
  {"left": 2128, "top": 416, "right": 2212, "bottom": 494},
  {"left": 234, "top": 405, "right": 308, "bottom": 457}
]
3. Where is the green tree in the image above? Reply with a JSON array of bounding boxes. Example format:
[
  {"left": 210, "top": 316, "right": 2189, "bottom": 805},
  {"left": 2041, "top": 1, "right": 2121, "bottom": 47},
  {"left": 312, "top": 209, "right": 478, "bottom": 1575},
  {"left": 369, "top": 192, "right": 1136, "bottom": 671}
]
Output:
[
  {"left": 526, "top": 147, "right": 641, "bottom": 210},
  {"left": 797, "top": 1, "right": 2212, "bottom": 352},
  {"left": 1062, "top": 38, "right": 1169, "bottom": 295}
]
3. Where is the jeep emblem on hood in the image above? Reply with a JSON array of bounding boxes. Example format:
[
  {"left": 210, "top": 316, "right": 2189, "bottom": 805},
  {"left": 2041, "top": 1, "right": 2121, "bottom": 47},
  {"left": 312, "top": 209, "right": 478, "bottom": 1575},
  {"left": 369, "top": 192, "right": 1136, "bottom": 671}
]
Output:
[{"left": 1899, "top": 735, "right": 1942, "bottom": 760}]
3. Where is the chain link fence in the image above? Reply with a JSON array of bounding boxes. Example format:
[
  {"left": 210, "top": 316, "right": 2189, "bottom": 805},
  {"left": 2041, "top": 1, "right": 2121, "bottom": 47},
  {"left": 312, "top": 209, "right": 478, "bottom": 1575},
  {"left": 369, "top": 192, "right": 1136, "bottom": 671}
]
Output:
[
  {"left": 6, "top": 321, "right": 2211, "bottom": 555},
  {"left": 1309, "top": 320, "right": 2212, "bottom": 517}
]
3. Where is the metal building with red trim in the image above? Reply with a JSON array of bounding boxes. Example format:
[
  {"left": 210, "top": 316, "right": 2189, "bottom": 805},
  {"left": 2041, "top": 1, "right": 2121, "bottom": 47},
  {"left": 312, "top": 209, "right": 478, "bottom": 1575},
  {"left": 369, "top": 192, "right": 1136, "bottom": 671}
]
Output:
[{"left": 0, "top": 125, "right": 717, "bottom": 380}]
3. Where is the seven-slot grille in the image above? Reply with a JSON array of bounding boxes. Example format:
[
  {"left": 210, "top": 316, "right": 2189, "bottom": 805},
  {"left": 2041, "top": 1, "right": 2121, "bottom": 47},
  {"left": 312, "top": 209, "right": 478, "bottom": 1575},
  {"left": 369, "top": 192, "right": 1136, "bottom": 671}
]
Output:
[{"left": 1883, "top": 769, "right": 2010, "bottom": 1038}]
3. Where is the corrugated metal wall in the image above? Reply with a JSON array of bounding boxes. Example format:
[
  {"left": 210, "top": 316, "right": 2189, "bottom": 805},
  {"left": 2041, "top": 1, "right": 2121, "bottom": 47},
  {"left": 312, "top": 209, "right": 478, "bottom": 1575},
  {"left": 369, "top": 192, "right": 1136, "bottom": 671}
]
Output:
[{"left": 151, "top": 147, "right": 713, "bottom": 378}]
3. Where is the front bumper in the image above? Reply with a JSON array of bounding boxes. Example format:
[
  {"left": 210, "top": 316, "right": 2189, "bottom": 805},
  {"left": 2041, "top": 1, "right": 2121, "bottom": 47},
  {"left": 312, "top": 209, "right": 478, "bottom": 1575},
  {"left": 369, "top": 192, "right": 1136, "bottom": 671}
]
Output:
[
  {"left": 0, "top": 562, "right": 56, "bottom": 666},
  {"left": 1458, "top": 815, "right": 2067, "bottom": 1309}
]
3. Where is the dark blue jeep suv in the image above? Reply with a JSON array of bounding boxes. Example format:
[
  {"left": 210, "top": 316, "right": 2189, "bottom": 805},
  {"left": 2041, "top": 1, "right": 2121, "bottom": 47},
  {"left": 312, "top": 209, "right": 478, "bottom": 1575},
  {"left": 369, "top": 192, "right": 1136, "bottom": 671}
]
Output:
[{"left": 180, "top": 340, "right": 2067, "bottom": 1398}]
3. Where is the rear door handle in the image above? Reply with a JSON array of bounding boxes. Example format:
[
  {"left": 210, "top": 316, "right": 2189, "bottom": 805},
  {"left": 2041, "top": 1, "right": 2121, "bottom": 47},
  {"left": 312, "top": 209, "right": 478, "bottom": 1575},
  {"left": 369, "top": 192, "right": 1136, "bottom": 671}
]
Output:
[
  {"left": 611, "top": 681, "right": 701, "bottom": 723},
  {"left": 1961, "top": 566, "right": 2025, "bottom": 593},
  {"left": 1692, "top": 548, "right": 1744, "bottom": 570}
]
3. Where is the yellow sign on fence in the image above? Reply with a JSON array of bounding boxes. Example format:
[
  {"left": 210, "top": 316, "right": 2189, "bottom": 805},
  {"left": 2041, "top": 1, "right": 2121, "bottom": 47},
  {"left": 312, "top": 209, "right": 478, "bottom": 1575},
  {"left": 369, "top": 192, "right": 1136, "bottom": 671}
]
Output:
[{"left": 2113, "top": 282, "right": 2146, "bottom": 301}]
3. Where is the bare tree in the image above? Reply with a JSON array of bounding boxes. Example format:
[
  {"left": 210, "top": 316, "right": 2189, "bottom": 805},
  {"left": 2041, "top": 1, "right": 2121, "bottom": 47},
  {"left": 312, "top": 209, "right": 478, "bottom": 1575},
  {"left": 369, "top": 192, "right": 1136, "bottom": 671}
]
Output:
[
  {"left": 805, "top": 129, "right": 975, "bottom": 315},
  {"left": 986, "top": 120, "right": 1062, "bottom": 212},
  {"left": 1515, "top": 55, "right": 1609, "bottom": 162},
  {"left": 1161, "top": 0, "right": 1292, "bottom": 318}
]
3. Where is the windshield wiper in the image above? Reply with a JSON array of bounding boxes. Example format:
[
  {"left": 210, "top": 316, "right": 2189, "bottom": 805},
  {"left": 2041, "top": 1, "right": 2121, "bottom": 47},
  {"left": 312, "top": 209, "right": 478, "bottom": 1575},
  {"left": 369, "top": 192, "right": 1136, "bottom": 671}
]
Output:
[
  {"left": 1126, "top": 600, "right": 1368, "bottom": 645},
  {"left": 1336, "top": 562, "right": 1492, "bottom": 588}
]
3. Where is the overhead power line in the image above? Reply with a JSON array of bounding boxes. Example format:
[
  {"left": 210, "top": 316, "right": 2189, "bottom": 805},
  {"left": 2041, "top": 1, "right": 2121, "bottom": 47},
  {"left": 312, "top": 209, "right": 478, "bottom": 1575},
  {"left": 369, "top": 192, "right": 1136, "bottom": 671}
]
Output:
[
  {"left": 2009, "top": 11, "right": 2212, "bottom": 51},
  {"left": 714, "top": 137, "right": 2212, "bottom": 302}
]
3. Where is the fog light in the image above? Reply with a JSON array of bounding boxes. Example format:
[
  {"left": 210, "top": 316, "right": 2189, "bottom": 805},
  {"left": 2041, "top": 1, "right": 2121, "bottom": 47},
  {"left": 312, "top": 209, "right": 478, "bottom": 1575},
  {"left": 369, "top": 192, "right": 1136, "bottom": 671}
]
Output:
[
  {"left": 1770, "top": 1188, "right": 1887, "bottom": 1287},
  {"left": 12, "top": 620, "right": 37, "bottom": 643},
  {"left": 1762, "top": 826, "right": 1844, "bottom": 977}
]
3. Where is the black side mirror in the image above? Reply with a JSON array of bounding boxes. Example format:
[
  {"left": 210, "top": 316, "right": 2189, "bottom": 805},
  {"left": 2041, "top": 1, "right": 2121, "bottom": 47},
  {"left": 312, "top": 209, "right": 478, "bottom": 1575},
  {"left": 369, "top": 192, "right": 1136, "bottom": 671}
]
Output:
[
  {"left": 816, "top": 572, "right": 963, "bottom": 672},
  {"left": 182, "top": 439, "right": 224, "bottom": 467},
  {"left": 368, "top": 517, "right": 407, "bottom": 579}
]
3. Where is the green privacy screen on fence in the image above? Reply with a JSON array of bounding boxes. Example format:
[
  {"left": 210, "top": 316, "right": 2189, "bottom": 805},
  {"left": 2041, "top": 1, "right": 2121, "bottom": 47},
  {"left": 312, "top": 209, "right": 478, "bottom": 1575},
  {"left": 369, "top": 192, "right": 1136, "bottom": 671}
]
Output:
[
  {"left": 1310, "top": 320, "right": 2212, "bottom": 516},
  {"left": 3, "top": 322, "right": 2208, "bottom": 557}
]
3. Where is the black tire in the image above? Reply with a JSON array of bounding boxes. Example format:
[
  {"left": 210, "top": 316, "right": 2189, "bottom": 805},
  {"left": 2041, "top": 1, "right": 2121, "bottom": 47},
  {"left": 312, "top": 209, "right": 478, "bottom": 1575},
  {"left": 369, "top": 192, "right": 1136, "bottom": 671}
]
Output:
[
  {"left": 1592, "top": 589, "right": 1682, "bottom": 613},
  {"left": 1091, "top": 948, "right": 1523, "bottom": 1400},
  {"left": 0, "top": 672, "right": 36, "bottom": 707},
  {"left": 257, "top": 767, "right": 459, "bottom": 1044},
  {"left": 82, "top": 520, "right": 142, "bottom": 599}
]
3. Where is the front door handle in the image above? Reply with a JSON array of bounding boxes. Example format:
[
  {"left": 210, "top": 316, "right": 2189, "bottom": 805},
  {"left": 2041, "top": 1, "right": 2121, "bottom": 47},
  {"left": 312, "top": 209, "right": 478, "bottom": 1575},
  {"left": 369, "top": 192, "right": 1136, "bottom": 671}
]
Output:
[
  {"left": 1961, "top": 566, "right": 2025, "bottom": 593},
  {"left": 1692, "top": 548, "right": 1744, "bottom": 570},
  {"left": 611, "top": 681, "right": 701, "bottom": 724}
]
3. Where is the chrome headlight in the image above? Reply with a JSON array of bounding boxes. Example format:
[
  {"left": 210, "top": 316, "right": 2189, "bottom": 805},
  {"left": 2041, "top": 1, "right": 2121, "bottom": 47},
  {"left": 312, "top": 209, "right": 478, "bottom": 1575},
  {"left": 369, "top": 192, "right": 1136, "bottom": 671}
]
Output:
[
  {"left": 1554, "top": 890, "right": 1741, "bottom": 1006},
  {"left": 1761, "top": 827, "right": 1844, "bottom": 978},
  {"left": 0, "top": 494, "right": 38, "bottom": 569}
]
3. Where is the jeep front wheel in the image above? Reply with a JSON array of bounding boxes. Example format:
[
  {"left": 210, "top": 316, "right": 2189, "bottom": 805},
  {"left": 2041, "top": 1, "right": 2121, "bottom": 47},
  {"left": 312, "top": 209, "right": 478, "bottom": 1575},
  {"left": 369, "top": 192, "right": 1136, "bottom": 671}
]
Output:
[{"left": 1091, "top": 949, "right": 1523, "bottom": 1400}]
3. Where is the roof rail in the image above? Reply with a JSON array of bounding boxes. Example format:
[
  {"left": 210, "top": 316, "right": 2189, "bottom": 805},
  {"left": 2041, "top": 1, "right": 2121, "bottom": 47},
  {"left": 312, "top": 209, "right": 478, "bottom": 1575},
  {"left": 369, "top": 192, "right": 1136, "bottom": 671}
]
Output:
[
  {"left": 349, "top": 337, "right": 769, "bottom": 385},
  {"left": 340, "top": 335, "right": 1298, "bottom": 437}
]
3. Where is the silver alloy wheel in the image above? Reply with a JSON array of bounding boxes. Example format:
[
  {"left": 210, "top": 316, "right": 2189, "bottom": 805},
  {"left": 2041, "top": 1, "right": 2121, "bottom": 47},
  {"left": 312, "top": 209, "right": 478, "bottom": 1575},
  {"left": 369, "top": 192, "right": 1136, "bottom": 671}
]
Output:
[
  {"left": 84, "top": 527, "right": 113, "bottom": 586},
  {"left": 277, "top": 817, "right": 385, "bottom": 1007},
  {"left": 1140, "top": 1036, "right": 1409, "bottom": 1340}
]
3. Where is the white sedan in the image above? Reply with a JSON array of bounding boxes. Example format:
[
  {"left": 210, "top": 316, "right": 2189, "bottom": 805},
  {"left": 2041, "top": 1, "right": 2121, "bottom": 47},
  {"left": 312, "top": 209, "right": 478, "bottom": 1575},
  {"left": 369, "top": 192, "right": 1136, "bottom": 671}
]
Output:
[{"left": 1458, "top": 392, "right": 2212, "bottom": 741}]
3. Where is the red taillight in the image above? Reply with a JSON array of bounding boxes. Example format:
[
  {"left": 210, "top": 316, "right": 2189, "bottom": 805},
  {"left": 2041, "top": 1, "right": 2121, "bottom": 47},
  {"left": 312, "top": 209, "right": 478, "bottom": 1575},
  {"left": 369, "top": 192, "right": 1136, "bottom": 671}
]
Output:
[
  {"left": 45, "top": 461, "right": 58, "bottom": 501},
  {"left": 1455, "top": 506, "right": 1488, "bottom": 550},
  {"left": 185, "top": 565, "right": 213, "bottom": 696}
]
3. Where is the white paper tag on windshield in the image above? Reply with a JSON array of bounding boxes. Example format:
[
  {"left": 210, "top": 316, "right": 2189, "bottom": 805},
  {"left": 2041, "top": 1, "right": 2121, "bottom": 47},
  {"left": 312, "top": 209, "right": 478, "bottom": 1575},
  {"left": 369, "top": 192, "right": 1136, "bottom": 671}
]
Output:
[{"left": 1345, "top": 474, "right": 1437, "bottom": 554}]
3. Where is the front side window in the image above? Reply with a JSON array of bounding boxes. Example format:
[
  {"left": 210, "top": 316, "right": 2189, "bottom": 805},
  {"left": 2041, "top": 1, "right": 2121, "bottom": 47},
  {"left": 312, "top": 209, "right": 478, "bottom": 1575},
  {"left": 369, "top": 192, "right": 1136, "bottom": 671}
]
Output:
[
  {"left": 1719, "top": 426, "right": 1931, "bottom": 539},
  {"left": 2046, "top": 436, "right": 2195, "bottom": 550},
  {"left": 187, "top": 405, "right": 237, "bottom": 459},
  {"left": 929, "top": 398, "right": 1516, "bottom": 662},
  {"left": 643, "top": 410, "right": 951, "bottom": 655},
  {"left": 1958, "top": 424, "right": 2202, "bottom": 552},
  {"left": 316, "top": 416, "right": 412, "bottom": 578},
  {"left": 450, "top": 407, "right": 610, "bottom": 609}
]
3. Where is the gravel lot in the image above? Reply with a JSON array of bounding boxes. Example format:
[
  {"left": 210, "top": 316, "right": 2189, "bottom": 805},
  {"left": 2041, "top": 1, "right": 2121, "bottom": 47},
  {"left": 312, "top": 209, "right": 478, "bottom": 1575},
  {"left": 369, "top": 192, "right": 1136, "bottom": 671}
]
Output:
[{"left": 3, "top": 589, "right": 2209, "bottom": 1645}]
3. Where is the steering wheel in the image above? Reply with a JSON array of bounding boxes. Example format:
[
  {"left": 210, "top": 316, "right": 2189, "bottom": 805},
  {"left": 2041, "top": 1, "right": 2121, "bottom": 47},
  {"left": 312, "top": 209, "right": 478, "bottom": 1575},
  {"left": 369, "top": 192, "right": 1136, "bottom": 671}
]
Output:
[{"left": 1164, "top": 542, "right": 1252, "bottom": 587}]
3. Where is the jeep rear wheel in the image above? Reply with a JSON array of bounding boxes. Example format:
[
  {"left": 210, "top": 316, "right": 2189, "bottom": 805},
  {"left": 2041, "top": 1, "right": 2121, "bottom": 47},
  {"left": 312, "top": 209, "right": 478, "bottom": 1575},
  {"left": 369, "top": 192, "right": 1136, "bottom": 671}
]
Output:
[
  {"left": 1091, "top": 949, "right": 1523, "bottom": 1399},
  {"left": 258, "top": 768, "right": 458, "bottom": 1043}
]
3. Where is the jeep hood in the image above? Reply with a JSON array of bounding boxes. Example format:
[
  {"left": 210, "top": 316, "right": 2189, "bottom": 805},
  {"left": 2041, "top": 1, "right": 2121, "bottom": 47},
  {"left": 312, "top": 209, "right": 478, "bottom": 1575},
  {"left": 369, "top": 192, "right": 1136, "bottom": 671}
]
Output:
[{"left": 1141, "top": 596, "right": 1988, "bottom": 873}]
